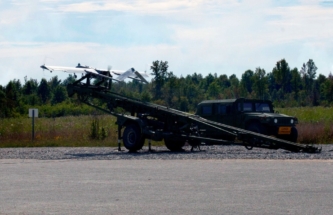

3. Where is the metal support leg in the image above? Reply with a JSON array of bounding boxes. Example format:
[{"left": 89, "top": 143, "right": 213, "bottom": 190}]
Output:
[
  {"left": 118, "top": 125, "right": 122, "bottom": 151},
  {"left": 190, "top": 141, "right": 201, "bottom": 152},
  {"left": 148, "top": 139, "right": 152, "bottom": 152}
]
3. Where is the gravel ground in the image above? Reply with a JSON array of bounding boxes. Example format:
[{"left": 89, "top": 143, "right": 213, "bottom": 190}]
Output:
[{"left": 0, "top": 144, "right": 332, "bottom": 160}]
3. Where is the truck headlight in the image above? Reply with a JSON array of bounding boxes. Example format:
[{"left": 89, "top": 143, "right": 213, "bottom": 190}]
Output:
[
  {"left": 290, "top": 119, "right": 294, "bottom": 124},
  {"left": 274, "top": 118, "right": 278, "bottom": 123}
]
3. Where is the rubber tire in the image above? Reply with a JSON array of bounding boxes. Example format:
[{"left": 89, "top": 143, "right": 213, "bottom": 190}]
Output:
[
  {"left": 123, "top": 124, "right": 144, "bottom": 152},
  {"left": 245, "top": 123, "right": 265, "bottom": 148},
  {"left": 164, "top": 137, "right": 185, "bottom": 152},
  {"left": 288, "top": 127, "right": 298, "bottom": 142},
  {"left": 247, "top": 123, "right": 265, "bottom": 134}
]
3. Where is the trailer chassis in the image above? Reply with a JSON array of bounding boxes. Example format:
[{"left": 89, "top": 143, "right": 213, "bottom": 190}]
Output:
[{"left": 66, "top": 74, "right": 321, "bottom": 153}]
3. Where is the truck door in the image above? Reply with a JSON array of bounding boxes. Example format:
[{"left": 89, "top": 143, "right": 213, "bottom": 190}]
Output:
[
  {"left": 216, "top": 103, "right": 234, "bottom": 126},
  {"left": 200, "top": 104, "right": 214, "bottom": 121},
  {"left": 234, "top": 101, "right": 244, "bottom": 127}
]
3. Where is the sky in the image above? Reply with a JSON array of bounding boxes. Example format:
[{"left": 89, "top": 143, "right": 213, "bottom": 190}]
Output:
[{"left": 0, "top": 0, "right": 333, "bottom": 86}]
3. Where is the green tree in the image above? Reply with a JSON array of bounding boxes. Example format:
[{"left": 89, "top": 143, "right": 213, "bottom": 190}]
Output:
[
  {"left": 178, "top": 96, "right": 189, "bottom": 112},
  {"left": 217, "top": 74, "right": 231, "bottom": 90},
  {"left": 49, "top": 76, "right": 61, "bottom": 91},
  {"left": 141, "top": 91, "right": 152, "bottom": 102},
  {"left": 229, "top": 74, "right": 240, "bottom": 98},
  {"left": 151, "top": 60, "right": 169, "bottom": 99},
  {"left": 0, "top": 86, "right": 6, "bottom": 117},
  {"left": 26, "top": 94, "right": 40, "bottom": 106},
  {"left": 190, "top": 73, "right": 202, "bottom": 85},
  {"left": 5, "top": 81, "right": 21, "bottom": 117},
  {"left": 38, "top": 78, "right": 51, "bottom": 104},
  {"left": 321, "top": 78, "right": 333, "bottom": 103},
  {"left": 62, "top": 74, "right": 76, "bottom": 86},
  {"left": 23, "top": 78, "right": 38, "bottom": 95},
  {"left": 300, "top": 59, "right": 318, "bottom": 105},
  {"left": 207, "top": 80, "right": 221, "bottom": 98},
  {"left": 200, "top": 73, "right": 215, "bottom": 91},
  {"left": 300, "top": 59, "right": 317, "bottom": 90},
  {"left": 252, "top": 67, "right": 268, "bottom": 100},
  {"left": 290, "top": 68, "right": 302, "bottom": 99},
  {"left": 272, "top": 59, "right": 291, "bottom": 94},
  {"left": 163, "top": 72, "right": 179, "bottom": 107},
  {"left": 51, "top": 86, "right": 68, "bottom": 105},
  {"left": 240, "top": 70, "right": 254, "bottom": 94},
  {"left": 317, "top": 74, "right": 327, "bottom": 101}
]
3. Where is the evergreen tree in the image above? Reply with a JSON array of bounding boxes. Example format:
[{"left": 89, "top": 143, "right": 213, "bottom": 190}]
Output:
[
  {"left": 62, "top": 74, "right": 76, "bottom": 86},
  {"left": 290, "top": 68, "right": 302, "bottom": 100},
  {"left": 151, "top": 60, "right": 169, "bottom": 99},
  {"left": 272, "top": 59, "right": 291, "bottom": 94},
  {"left": 207, "top": 80, "right": 221, "bottom": 98},
  {"left": 252, "top": 67, "right": 268, "bottom": 100},
  {"left": 300, "top": 59, "right": 318, "bottom": 105},
  {"left": 49, "top": 76, "right": 61, "bottom": 91},
  {"left": 5, "top": 81, "right": 21, "bottom": 117},
  {"left": 240, "top": 70, "right": 254, "bottom": 94},
  {"left": 51, "top": 86, "right": 68, "bottom": 105},
  {"left": 0, "top": 86, "right": 6, "bottom": 117},
  {"left": 229, "top": 74, "right": 240, "bottom": 98},
  {"left": 37, "top": 78, "right": 51, "bottom": 104},
  {"left": 23, "top": 78, "right": 38, "bottom": 95}
]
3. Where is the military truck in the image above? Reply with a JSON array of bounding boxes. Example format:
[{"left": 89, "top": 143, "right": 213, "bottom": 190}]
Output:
[
  {"left": 195, "top": 98, "right": 298, "bottom": 142},
  {"left": 66, "top": 73, "right": 320, "bottom": 153}
]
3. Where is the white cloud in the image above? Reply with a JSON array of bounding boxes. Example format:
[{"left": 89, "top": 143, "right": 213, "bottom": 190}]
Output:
[
  {"left": 57, "top": 0, "right": 204, "bottom": 14},
  {"left": 0, "top": 1, "right": 38, "bottom": 26},
  {"left": 0, "top": 42, "right": 179, "bottom": 85},
  {"left": 1, "top": 0, "right": 333, "bottom": 86}
]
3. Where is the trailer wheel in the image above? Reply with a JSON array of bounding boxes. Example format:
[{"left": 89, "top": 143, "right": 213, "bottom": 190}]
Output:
[
  {"left": 290, "top": 127, "right": 298, "bottom": 142},
  {"left": 245, "top": 123, "right": 265, "bottom": 149},
  {"left": 164, "top": 137, "right": 185, "bottom": 152},
  {"left": 286, "top": 127, "right": 298, "bottom": 142},
  {"left": 123, "top": 124, "right": 144, "bottom": 152}
]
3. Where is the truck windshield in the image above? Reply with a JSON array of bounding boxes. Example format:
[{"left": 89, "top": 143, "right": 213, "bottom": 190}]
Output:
[
  {"left": 238, "top": 102, "right": 273, "bottom": 113},
  {"left": 255, "top": 103, "right": 272, "bottom": 112},
  {"left": 239, "top": 102, "right": 272, "bottom": 112}
]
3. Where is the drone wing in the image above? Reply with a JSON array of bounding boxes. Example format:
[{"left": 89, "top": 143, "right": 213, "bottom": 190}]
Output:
[
  {"left": 41, "top": 65, "right": 113, "bottom": 80},
  {"left": 40, "top": 65, "right": 86, "bottom": 73},
  {"left": 112, "top": 68, "right": 148, "bottom": 83},
  {"left": 41, "top": 64, "right": 147, "bottom": 82},
  {"left": 134, "top": 71, "right": 148, "bottom": 84},
  {"left": 83, "top": 69, "right": 113, "bottom": 80},
  {"left": 114, "top": 68, "right": 136, "bottom": 82}
]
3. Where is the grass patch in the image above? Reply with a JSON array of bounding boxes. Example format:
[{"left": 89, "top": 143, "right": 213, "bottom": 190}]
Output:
[
  {"left": 0, "top": 115, "right": 117, "bottom": 147},
  {"left": 275, "top": 106, "right": 333, "bottom": 144},
  {"left": 1, "top": 106, "right": 333, "bottom": 147},
  {"left": 275, "top": 106, "right": 333, "bottom": 123},
  {"left": 0, "top": 115, "right": 164, "bottom": 147}
]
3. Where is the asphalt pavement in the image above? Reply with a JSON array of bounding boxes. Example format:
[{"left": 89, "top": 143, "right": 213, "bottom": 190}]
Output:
[{"left": 1, "top": 159, "right": 332, "bottom": 215}]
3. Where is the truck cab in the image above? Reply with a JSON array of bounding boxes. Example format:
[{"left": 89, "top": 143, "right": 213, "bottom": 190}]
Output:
[{"left": 195, "top": 98, "right": 298, "bottom": 142}]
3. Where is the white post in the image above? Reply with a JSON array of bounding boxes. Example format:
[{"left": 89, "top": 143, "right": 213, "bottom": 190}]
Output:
[{"left": 29, "top": 109, "right": 38, "bottom": 142}]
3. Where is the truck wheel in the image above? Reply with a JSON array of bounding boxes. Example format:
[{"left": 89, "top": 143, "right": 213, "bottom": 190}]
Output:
[
  {"left": 245, "top": 123, "right": 265, "bottom": 149},
  {"left": 123, "top": 124, "right": 144, "bottom": 152},
  {"left": 164, "top": 137, "right": 185, "bottom": 152},
  {"left": 246, "top": 123, "right": 265, "bottom": 134},
  {"left": 289, "top": 127, "right": 298, "bottom": 142}
]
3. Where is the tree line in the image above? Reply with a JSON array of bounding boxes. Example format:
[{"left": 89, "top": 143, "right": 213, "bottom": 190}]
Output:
[{"left": 1, "top": 58, "right": 333, "bottom": 118}]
